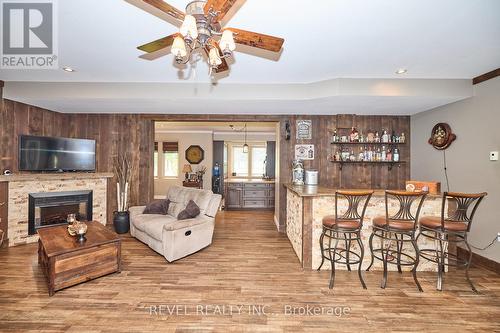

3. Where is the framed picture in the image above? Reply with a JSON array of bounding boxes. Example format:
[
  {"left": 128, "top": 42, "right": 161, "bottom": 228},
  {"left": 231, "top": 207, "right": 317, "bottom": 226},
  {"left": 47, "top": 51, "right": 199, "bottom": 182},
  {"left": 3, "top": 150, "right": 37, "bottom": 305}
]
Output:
[
  {"left": 296, "top": 120, "right": 312, "bottom": 140},
  {"left": 295, "top": 144, "right": 315, "bottom": 160}
]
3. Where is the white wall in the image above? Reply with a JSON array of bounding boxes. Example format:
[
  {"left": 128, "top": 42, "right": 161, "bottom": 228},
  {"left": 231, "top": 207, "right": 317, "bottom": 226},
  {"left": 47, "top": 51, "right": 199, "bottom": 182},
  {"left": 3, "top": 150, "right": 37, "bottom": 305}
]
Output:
[
  {"left": 154, "top": 132, "right": 213, "bottom": 196},
  {"left": 411, "top": 76, "right": 500, "bottom": 263}
]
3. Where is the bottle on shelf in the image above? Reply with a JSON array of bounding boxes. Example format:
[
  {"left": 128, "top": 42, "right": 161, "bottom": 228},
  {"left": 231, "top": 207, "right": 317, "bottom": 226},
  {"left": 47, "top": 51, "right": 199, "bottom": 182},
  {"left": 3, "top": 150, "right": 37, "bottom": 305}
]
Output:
[
  {"left": 382, "top": 130, "right": 389, "bottom": 143},
  {"left": 332, "top": 128, "right": 338, "bottom": 143},
  {"left": 359, "top": 131, "right": 365, "bottom": 143},
  {"left": 358, "top": 146, "right": 364, "bottom": 161},
  {"left": 349, "top": 149, "right": 356, "bottom": 161},
  {"left": 400, "top": 133, "right": 406, "bottom": 143},
  {"left": 334, "top": 150, "right": 340, "bottom": 161},
  {"left": 387, "top": 148, "right": 393, "bottom": 161},
  {"left": 350, "top": 127, "right": 359, "bottom": 142},
  {"left": 381, "top": 146, "right": 387, "bottom": 161},
  {"left": 393, "top": 148, "right": 400, "bottom": 162},
  {"left": 375, "top": 131, "right": 380, "bottom": 143},
  {"left": 391, "top": 131, "right": 397, "bottom": 143}
]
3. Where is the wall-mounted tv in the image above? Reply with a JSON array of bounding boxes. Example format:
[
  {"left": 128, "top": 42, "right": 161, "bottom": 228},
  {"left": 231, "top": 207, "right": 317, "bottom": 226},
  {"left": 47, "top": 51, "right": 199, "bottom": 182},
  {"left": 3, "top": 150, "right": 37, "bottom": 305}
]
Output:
[{"left": 19, "top": 135, "right": 96, "bottom": 172}]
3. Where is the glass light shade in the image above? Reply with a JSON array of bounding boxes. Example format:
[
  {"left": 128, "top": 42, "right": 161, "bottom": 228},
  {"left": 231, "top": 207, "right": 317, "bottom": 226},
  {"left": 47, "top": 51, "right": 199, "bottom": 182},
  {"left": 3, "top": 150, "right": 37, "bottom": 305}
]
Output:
[
  {"left": 243, "top": 144, "right": 249, "bottom": 153},
  {"left": 180, "top": 15, "right": 198, "bottom": 39},
  {"left": 208, "top": 48, "right": 222, "bottom": 66},
  {"left": 171, "top": 36, "right": 187, "bottom": 57},
  {"left": 219, "top": 30, "right": 236, "bottom": 51}
]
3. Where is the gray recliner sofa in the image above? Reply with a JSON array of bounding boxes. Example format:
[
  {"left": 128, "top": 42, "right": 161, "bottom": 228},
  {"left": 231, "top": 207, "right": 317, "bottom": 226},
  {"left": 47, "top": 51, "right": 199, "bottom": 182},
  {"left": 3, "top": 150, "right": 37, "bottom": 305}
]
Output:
[{"left": 129, "top": 186, "right": 222, "bottom": 262}]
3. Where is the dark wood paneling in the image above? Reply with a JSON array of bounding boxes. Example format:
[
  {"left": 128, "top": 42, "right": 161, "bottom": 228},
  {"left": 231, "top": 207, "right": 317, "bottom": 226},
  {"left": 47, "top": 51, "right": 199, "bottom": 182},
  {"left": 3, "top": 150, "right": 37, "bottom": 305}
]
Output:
[
  {"left": 1, "top": 100, "right": 410, "bottom": 231},
  {"left": 473, "top": 68, "right": 500, "bottom": 85},
  {"left": 0, "top": 182, "right": 8, "bottom": 248}
]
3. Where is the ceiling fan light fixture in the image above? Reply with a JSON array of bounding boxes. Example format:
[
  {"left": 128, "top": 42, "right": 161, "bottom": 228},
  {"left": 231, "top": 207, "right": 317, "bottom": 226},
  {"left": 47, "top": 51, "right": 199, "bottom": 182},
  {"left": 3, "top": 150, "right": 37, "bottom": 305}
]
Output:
[
  {"left": 208, "top": 47, "right": 222, "bottom": 67},
  {"left": 180, "top": 14, "right": 198, "bottom": 40},
  {"left": 171, "top": 36, "right": 188, "bottom": 62},
  {"left": 219, "top": 30, "right": 236, "bottom": 56}
]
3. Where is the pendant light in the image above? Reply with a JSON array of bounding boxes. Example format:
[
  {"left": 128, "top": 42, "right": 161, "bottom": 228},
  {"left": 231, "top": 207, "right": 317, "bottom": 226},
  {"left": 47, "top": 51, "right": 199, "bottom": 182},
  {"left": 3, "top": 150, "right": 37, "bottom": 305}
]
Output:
[{"left": 243, "top": 124, "right": 249, "bottom": 153}]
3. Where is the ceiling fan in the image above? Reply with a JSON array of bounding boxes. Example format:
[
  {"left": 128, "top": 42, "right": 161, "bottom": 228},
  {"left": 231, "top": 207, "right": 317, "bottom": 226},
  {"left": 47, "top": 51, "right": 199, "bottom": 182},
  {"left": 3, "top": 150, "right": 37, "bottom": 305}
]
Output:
[{"left": 131, "top": 0, "right": 285, "bottom": 76}]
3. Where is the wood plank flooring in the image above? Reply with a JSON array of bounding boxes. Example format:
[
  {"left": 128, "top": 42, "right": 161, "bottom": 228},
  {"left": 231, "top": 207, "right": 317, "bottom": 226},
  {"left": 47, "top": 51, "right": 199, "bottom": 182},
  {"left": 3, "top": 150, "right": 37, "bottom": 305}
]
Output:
[{"left": 0, "top": 211, "right": 499, "bottom": 332}]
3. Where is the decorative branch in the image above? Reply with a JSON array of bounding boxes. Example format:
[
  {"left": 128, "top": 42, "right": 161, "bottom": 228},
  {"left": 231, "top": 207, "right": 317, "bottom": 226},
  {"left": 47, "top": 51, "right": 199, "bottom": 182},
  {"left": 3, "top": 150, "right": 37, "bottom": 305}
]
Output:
[{"left": 114, "top": 153, "right": 134, "bottom": 212}]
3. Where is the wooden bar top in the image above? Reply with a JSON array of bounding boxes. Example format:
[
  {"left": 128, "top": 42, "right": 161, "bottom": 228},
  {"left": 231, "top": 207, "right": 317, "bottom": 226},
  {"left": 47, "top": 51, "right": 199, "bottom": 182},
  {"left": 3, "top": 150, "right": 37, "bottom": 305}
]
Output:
[
  {"left": 0, "top": 172, "right": 113, "bottom": 182},
  {"left": 284, "top": 183, "right": 441, "bottom": 198}
]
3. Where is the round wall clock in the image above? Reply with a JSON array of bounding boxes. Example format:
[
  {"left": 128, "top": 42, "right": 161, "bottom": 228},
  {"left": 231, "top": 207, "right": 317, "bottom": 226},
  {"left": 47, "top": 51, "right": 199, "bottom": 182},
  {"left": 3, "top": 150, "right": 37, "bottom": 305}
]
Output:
[
  {"left": 185, "top": 145, "right": 204, "bottom": 164},
  {"left": 428, "top": 123, "right": 456, "bottom": 150}
]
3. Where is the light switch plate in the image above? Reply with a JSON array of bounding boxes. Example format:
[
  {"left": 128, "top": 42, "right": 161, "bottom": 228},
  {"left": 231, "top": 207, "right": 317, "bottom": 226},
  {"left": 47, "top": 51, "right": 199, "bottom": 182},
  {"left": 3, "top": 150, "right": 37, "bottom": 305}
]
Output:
[{"left": 490, "top": 151, "right": 499, "bottom": 161}]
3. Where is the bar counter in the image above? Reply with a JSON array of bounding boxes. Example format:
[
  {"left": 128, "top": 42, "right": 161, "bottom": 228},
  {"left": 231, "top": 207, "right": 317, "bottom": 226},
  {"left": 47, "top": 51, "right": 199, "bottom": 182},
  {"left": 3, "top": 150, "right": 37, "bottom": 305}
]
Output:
[{"left": 284, "top": 184, "right": 443, "bottom": 272}]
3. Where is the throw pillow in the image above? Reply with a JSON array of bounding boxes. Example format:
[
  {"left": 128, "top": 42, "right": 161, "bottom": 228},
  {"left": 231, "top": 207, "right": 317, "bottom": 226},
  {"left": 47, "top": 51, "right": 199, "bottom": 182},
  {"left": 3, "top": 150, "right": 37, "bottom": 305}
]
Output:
[
  {"left": 143, "top": 199, "right": 170, "bottom": 215},
  {"left": 177, "top": 200, "right": 201, "bottom": 220}
]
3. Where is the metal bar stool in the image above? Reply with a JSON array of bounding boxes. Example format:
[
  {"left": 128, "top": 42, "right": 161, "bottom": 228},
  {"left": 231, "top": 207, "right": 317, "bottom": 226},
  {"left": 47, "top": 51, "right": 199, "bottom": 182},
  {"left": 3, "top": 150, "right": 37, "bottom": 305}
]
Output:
[
  {"left": 417, "top": 191, "right": 487, "bottom": 292},
  {"left": 366, "top": 190, "right": 427, "bottom": 291},
  {"left": 317, "top": 190, "right": 373, "bottom": 289}
]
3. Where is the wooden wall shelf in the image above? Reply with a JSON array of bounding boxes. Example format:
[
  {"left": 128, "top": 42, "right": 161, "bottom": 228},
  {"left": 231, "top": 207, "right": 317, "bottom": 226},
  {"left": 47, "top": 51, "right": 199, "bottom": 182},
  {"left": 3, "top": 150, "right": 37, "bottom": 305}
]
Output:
[
  {"left": 330, "top": 142, "right": 406, "bottom": 145},
  {"left": 329, "top": 160, "right": 406, "bottom": 171}
]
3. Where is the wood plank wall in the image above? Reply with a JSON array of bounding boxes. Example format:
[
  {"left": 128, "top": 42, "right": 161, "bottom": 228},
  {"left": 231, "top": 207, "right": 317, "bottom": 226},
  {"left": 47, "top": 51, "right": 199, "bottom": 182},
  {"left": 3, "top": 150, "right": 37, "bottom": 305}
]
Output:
[{"left": 0, "top": 98, "right": 409, "bottom": 230}]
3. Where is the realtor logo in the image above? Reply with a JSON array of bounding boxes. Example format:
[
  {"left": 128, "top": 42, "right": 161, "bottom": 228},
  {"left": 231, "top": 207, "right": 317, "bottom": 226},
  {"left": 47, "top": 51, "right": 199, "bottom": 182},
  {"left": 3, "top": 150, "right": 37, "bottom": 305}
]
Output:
[{"left": 1, "top": 0, "right": 58, "bottom": 69}]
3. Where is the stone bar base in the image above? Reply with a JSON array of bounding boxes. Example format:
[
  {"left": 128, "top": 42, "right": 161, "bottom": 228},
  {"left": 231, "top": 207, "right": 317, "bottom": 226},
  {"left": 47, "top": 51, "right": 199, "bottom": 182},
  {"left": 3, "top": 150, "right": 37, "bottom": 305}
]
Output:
[
  {"left": 0, "top": 173, "right": 112, "bottom": 247},
  {"left": 286, "top": 184, "right": 444, "bottom": 272}
]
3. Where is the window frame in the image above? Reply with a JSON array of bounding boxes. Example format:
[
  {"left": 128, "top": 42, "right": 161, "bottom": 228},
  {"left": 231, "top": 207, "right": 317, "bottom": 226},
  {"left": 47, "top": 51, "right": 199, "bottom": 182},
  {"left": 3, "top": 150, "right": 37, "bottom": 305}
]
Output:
[
  {"left": 227, "top": 141, "right": 267, "bottom": 179},
  {"left": 154, "top": 141, "right": 180, "bottom": 179}
]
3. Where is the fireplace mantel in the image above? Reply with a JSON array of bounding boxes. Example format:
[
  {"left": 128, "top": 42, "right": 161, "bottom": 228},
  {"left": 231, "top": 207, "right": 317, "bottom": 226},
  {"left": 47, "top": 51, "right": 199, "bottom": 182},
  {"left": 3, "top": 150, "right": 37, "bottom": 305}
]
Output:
[{"left": 0, "top": 172, "right": 113, "bottom": 183}]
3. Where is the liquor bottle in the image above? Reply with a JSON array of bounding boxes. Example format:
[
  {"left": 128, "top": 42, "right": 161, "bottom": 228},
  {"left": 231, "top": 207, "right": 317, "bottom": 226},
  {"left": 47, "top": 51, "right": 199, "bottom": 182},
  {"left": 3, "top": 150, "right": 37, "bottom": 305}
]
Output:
[
  {"left": 391, "top": 131, "right": 397, "bottom": 143},
  {"left": 359, "top": 131, "right": 365, "bottom": 143},
  {"left": 350, "top": 127, "right": 359, "bottom": 142},
  {"left": 382, "top": 130, "right": 389, "bottom": 143},
  {"left": 350, "top": 149, "right": 356, "bottom": 161},
  {"left": 332, "top": 129, "right": 338, "bottom": 143},
  {"left": 334, "top": 150, "right": 340, "bottom": 161},
  {"left": 386, "top": 148, "right": 393, "bottom": 161},
  {"left": 393, "top": 148, "right": 400, "bottom": 162},
  {"left": 400, "top": 133, "right": 406, "bottom": 143},
  {"left": 375, "top": 131, "right": 380, "bottom": 143},
  {"left": 358, "top": 147, "right": 364, "bottom": 161},
  {"left": 381, "top": 146, "right": 387, "bottom": 161}
]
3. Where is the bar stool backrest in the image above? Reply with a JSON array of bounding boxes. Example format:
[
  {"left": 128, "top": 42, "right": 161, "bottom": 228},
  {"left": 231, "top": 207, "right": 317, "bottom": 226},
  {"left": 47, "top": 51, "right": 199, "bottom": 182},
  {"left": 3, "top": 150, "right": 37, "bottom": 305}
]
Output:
[
  {"left": 442, "top": 192, "right": 487, "bottom": 232},
  {"left": 335, "top": 190, "right": 373, "bottom": 226},
  {"left": 385, "top": 190, "right": 427, "bottom": 229}
]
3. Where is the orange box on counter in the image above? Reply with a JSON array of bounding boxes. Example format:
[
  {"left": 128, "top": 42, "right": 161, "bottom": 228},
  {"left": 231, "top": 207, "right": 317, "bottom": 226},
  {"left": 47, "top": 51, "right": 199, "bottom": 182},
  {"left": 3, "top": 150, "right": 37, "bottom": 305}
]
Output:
[{"left": 405, "top": 181, "right": 441, "bottom": 195}]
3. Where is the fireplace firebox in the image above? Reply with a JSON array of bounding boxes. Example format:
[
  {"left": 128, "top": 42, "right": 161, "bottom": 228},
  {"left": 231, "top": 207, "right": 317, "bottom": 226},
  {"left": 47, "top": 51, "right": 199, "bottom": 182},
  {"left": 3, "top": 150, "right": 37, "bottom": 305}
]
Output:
[{"left": 28, "top": 190, "right": 93, "bottom": 235}]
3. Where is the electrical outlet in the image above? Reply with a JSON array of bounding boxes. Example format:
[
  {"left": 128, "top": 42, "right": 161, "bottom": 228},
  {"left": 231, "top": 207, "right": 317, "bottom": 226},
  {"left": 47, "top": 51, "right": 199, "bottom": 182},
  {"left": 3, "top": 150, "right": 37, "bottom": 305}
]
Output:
[{"left": 497, "top": 232, "right": 500, "bottom": 243}]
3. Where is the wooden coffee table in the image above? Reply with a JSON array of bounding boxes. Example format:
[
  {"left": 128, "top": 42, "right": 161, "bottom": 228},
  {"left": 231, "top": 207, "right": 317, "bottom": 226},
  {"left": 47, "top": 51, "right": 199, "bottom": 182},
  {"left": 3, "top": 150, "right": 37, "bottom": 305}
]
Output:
[{"left": 38, "top": 221, "right": 121, "bottom": 296}]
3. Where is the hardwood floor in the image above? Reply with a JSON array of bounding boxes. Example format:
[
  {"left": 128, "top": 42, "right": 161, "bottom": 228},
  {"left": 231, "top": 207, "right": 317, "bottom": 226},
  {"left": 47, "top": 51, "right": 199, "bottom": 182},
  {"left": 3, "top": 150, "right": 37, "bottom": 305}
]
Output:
[{"left": 0, "top": 211, "right": 499, "bottom": 332}]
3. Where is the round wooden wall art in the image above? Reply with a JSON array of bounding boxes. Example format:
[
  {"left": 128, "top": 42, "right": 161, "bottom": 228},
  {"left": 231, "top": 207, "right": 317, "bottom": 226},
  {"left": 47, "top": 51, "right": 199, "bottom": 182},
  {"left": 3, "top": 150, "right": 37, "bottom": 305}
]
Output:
[
  {"left": 185, "top": 145, "right": 204, "bottom": 164},
  {"left": 428, "top": 123, "right": 456, "bottom": 150}
]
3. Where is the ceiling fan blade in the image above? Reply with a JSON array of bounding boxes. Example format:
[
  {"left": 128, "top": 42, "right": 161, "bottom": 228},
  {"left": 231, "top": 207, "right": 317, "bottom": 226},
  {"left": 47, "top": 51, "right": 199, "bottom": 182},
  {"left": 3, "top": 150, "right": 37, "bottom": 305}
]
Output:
[
  {"left": 204, "top": 0, "right": 239, "bottom": 22},
  {"left": 137, "top": 33, "right": 178, "bottom": 53},
  {"left": 226, "top": 28, "right": 284, "bottom": 52},
  {"left": 142, "top": 0, "right": 185, "bottom": 22}
]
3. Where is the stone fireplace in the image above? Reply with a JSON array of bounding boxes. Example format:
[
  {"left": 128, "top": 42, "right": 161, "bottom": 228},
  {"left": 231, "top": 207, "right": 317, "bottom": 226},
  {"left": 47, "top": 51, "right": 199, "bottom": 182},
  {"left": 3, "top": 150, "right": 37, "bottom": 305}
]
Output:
[
  {"left": 28, "top": 190, "right": 93, "bottom": 235},
  {"left": 0, "top": 173, "right": 112, "bottom": 246}
]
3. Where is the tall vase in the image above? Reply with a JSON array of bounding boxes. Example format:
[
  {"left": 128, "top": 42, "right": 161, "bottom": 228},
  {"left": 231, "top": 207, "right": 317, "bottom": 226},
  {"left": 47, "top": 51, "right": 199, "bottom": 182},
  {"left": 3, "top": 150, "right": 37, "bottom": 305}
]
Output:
[{"left": 113, "top": 211, "right": 130, "bottom": 234}]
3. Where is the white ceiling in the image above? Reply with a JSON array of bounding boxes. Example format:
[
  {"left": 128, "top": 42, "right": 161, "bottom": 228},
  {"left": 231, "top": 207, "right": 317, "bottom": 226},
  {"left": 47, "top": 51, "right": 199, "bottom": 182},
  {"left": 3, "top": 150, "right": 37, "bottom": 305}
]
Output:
[{"left": 1, "top": 0, "right": 499, "bottom": 114}]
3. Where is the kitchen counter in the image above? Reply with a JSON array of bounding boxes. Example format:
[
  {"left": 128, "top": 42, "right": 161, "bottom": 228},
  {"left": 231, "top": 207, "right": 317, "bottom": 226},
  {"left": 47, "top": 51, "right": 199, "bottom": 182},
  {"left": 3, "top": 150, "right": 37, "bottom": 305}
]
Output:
[
  {"left": 225, "top": 178, "right": 275, "bottom": 184},
  {"left": 285, "top": 184, "right": 443, "bottom": 272}
]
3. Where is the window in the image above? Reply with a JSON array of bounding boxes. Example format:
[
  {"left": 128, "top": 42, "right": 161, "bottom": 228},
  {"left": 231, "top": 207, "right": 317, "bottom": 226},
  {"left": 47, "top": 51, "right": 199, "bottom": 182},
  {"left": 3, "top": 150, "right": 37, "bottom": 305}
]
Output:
[
  {"left": 230, "top": 143, "right": 267, "bottom": 178},
  {"left": 251, "top": 146, "right": 267, "bottom": 177},
  {"left": 232, "top": 146, "right": 249, "bottom": 176},
  {"left": 154, "top": 142, "right": 159, "bottom": 178},
  {"left": 163, "top": 142, "right": 179, "bottom": 178}
]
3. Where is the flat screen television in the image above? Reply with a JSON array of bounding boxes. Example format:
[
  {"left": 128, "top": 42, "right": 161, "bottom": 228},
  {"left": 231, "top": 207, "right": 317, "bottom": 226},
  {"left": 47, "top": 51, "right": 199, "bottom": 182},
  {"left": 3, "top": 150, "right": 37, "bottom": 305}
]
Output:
[{"left": 19, "top": 135, "right": 96, "bottom": 172}]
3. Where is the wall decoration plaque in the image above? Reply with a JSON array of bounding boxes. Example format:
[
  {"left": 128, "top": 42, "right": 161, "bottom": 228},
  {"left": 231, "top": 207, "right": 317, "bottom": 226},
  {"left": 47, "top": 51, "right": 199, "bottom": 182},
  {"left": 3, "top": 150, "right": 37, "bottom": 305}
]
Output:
[
  {"left": 295, "top": 144, "right": 315, "bottom": 160},
  {"left": 185, "top": 145, "right": 205, "bottom": 164},
  {"left": 296, "top": 120, "right": 312, "bottom": 140},
  {"left": 428, "top": 123, "right": 456, "bottom": 150}
]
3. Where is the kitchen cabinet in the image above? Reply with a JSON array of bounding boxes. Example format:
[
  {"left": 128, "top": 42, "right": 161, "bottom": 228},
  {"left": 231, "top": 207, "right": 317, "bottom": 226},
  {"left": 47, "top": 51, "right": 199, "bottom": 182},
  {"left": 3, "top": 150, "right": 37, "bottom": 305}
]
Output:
[{"left": 225, "top": 181, "right": 275, "bottom": 210}]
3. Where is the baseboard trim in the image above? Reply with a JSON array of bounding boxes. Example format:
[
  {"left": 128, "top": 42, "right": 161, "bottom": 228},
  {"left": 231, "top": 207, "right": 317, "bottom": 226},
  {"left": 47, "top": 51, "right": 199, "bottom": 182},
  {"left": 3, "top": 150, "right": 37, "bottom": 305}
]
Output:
[{"left": 456, "top": 247, "right": 500, "bottom": 274}]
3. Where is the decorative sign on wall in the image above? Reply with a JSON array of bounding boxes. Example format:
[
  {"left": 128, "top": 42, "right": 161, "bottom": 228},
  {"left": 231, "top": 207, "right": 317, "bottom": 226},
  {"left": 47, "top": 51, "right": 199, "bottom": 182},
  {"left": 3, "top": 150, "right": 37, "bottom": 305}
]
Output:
[
  {"left": 428, "top": 123, "right": 456, "bottom": 150},
  {"left": 295, "top": 144, "right": 315, "bottom": 160},
  {"left": 296, "top": 120, "right": 312, "bottom": 140}
]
